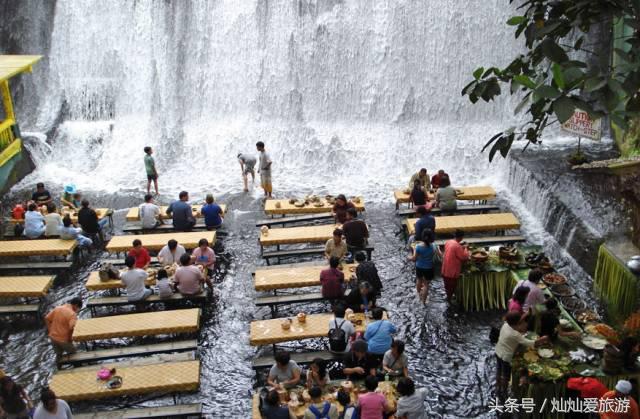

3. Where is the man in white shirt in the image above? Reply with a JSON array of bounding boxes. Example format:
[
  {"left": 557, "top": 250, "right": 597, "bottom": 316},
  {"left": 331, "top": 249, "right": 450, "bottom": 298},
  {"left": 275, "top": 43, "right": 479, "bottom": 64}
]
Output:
[
  {"left": 157, "top": 239, "right": 186, "bottom": 265},
  {"left": 139, "top": 194, "right": 161, "bottom": 229},
  {"left": 256, "top": 141, "right": 273, "bottom": 198},
  {"left": 120, "top": 255, "right": 152, "bottom": 301},
  {"left": 495, "top": 311, "right": 547, "bottom": 398}
]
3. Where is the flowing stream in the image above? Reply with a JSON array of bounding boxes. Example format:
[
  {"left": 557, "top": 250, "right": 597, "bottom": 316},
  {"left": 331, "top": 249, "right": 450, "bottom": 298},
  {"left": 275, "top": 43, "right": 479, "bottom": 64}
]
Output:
[{"left": 0, "top": 1, "right": 615, "bottom": 417}]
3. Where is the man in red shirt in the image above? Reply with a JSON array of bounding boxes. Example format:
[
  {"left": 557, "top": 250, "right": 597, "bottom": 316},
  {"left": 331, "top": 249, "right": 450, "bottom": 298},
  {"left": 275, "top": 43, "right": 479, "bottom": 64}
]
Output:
[
  {"left": 441, "top": 229, "right": 470, "bottom": 303},
  {"left": 431, "top": 169, "right": 449, "bottom": 189},
  {"left": 599, "top": 379, "right": 640, "bottom": 419},
  {"left": 45, "top": 297, "right": 83, "bottom": 361},
  {"left": 128, "top": 239, "right": 151, "bottom": 269},
  {"left": 320, "top": 257, "right": 345, "bottom": 300}
]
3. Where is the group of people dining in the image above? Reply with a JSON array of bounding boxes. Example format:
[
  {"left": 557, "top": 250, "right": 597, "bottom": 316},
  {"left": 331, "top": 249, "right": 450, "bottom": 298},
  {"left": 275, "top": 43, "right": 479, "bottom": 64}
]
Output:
[
  {"left": 118, "top": 237, "right": 216, "bottom": 302},
  {"left": 407, "top": 168, "right": 458, "bottom": 212},
  {"left": 262, "top": 304, "right": 426, "bottom": 419},
  {"left": 11, "top": 182, "right": 108, "bottom": 247},
  {"left": 138, "top": 191, "right": 224, "bottom": 231}
]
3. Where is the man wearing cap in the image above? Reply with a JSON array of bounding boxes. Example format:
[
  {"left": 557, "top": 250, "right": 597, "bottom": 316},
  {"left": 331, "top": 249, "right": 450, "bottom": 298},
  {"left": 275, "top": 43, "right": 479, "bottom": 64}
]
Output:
[
  {"left": 599, "top": 379, "right": 639, "bottom": 419},
  {"left": 237, "top": 153, "right": 256, "bottom": 192}
]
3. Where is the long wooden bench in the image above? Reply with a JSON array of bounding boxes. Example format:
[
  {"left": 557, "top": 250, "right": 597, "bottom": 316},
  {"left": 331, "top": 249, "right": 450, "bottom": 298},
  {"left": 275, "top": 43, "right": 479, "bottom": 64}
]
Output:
[
  {"left": 87, "top": 292, "right": 208, "bottom": 316},
  {"left": 0, "top": 304, "right": 40, "bottom": 317},
  {"left": 99, "top": 257, "right": 160, "bottom": 266},
  {"left": 255, "top": 213, "right": 335, "bottom": 228},
  {"left": 253, "top": 350, "right": 343, "bottom": 370},
  {"left": 262, "top": 245, "right": 374, "bottom": 265},
  {"left": 123, "top": 223, "right": 211, "bottom": 234},
  {"left": 397, "top": 204, "right": 500, "bottom": 217},
  {"left": 74, "top": 403, "right": 203, "bottom": 419},
  {"left": 0, "top": 261, "right": 72, "bottom": 272},
  {"left": 59, "top": 340, "right": 197, "bottom": 366},
  {"left": 256, "top": 292, "right": 326, "bottom": 316},
  {"left": 433, "top": 235, "right": 526, "bottom": 247}
]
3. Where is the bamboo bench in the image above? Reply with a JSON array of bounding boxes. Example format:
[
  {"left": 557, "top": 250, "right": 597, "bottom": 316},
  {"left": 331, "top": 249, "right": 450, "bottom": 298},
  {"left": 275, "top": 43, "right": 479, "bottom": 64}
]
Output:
[
  {"left": 262, "top": 245, "right": 374, "bottom": 265},
  {"left": 74, "top": 403, "right": 203, "bottom": 419},
  {"left": 87, "top": 292, "right": 208, "bottom": 316},
  {"left": 0, "top": 261, "right": 72, "bottom": 272},
  {"left": 122, "top": 223, "right": 212, "bottom": 234},
  {"left": 433, "top": 235, "right": 526, "bottom": 247},
  {"left": 253, "top": 350, "right": 343, "bottom": 370},
  {"left": 255, "top": 213, "right": 335, "bottom": 228},
  {"left": 0, "top": 304, "right": 40, "bottom": 317},
  {"left": 256, "top": 292, "right": 326, "bottom": 316},
  {"left": 396, "top": 204, "right": 500, "bottom": 217},
  {"left": 59, "top": 340, "right": 197, "bottom": 367}
]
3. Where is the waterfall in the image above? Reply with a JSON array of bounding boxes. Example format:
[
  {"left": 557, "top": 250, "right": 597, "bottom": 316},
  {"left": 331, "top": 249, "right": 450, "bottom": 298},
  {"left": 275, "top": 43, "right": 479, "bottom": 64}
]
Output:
[{"left": 4, "top": 0, "right": 524, "bottom": 197}]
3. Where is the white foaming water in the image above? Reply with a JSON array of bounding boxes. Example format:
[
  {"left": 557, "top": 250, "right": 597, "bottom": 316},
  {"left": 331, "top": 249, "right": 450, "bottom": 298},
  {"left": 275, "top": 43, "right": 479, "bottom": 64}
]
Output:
[{"left": 14, "top": 0, "right": 524, "bottom": 199}]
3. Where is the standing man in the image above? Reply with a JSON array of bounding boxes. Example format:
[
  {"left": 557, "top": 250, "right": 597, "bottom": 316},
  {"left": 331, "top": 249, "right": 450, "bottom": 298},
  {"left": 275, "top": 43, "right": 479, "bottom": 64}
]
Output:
[
  {"left": 237, "top": 153, "right": 257, "bottom": 192},
  {"left": 256, "top": 141, "right": 273, "bottom": 198},
  {"left": 144, "top": 146, "right": 159, "bottom": 195},
  {"left": 166, "top": 191, "right": 196, "bottom": 231},
  {"left": 45, "top": 297, "right": 83, "bottom": 361},
  {"left": 441, "top": 229, "right": 470, "bottom": 303}
]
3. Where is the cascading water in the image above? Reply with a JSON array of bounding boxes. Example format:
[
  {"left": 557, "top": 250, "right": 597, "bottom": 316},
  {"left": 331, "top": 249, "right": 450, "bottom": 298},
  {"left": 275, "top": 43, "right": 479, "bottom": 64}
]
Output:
[
  {"left": 7, "top": 0, "right": 525, "bottom": 197},
  {"left": 3, "top": 1, "right": 617, "bottom": 417}
]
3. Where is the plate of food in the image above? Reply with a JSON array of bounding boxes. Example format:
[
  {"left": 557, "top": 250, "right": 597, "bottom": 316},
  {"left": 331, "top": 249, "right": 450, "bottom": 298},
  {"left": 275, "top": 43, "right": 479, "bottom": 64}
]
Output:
[
  {"left": 541, "top": 366, "right": 564, "bottom": 381},
  {"left": 527, "top": 363, "right": 543, "bottom": 375},
  {"left": 523, "top": 350, "right": 539, "bottom": 363},
  {"left": 538, "top": 348, "right": 555, "bottom": 359},
  {"left": 543, "top": 273, "right": 567, "bottom": 286},
  {"left": 582, "top": 335, "right": 608, "bottom": 350},
  {"left": 550, "top": 283, "right": 575, "bottom": 297},
  {"left": 576, "top": 309, "right": 600, "bottom": 324}
]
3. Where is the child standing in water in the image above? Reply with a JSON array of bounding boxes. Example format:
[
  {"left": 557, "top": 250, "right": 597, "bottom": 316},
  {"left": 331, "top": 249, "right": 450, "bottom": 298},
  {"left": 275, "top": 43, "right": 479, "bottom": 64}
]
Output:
[{"left": 144, "top": 146, "right": 159, "bottom": 195}]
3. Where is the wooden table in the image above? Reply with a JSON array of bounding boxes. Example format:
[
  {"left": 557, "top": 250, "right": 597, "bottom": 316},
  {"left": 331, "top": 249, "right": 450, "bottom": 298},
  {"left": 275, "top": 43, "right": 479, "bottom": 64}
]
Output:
[
  {"left": 254, "top": 263, "right": 357, "bottom": 291},
  {"left": 259, "top": 225, "right": 339, "bottom": 248},
  {"left": 105, "top": 231, "right": 216, "bottom": 253},
  {"left": 404, "top": 212, "right": 520, "bottom": 235},
  {"left": 0, "top": 275, "right": 53, "bottom": 297},
  {"left": 394, "top": 186, "right": 496, "bottom": 206},
  {"left": 265, "top": 198, "right": 365, "bottom": 215},
  {"left": 85, "top": 270, "right": 156, "bottom": 291},
  {"left": 250, "top": 313, "right": 374, "bottom": 346},
  {"left": 126, "top": 204, "right": 227, "bottom": 222},
  {"left": 49, "top": 360, "right": 200, "bottom": 402},
  {"left": 0, "top": 239, "right": 77, "bottom": 258},
  {"left": 72, "top": 308, "right": 200, "bottom": 342},
  {"left": 9, "top": 208, "right": 111, "bottom": 225}
]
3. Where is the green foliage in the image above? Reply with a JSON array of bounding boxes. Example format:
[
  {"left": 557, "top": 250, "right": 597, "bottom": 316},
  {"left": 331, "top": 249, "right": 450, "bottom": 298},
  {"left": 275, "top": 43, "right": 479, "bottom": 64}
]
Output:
[{"left": 463, "top": 0, "right": 640, "bottom": 161}]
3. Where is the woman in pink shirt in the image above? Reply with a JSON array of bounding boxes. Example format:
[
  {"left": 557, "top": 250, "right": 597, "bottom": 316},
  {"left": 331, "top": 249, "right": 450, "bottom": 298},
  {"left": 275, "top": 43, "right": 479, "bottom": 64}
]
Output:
[
  {"left": 508, "top": 286, "right": 530, "bottom": 314},
  {"left": 358, "top": 376, "right": 389, "bottom": 419},
  {"left": 191, "top": 238, "right": 216, "bottom": 277},
  {"left": 440, "top": 229, "right": 470, "bottom": 303}
]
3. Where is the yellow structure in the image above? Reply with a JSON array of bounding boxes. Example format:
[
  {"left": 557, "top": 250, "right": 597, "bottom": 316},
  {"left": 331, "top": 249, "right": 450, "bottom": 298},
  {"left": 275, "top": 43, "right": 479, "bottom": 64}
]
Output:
[{"left": 0, "top": 55, "right": 42, "bottom": 192}]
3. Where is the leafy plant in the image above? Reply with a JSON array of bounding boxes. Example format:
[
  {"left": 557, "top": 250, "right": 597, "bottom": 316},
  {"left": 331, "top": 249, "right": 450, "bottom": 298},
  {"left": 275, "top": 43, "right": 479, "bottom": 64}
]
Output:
[{"left": 462, "top": 1, "right": 640, "bottom": 161}]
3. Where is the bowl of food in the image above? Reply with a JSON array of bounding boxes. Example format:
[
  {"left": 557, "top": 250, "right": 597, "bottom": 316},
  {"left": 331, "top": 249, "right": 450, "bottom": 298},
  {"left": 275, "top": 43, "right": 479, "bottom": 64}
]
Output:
[
  {"left": 297, "top": 312, "right": 307, "bottom": 323},
  {"left": 576, "top": 309, "right": 600, "bottom": 324},
  {"left": 550, "top": 283, "right": 575, "bottom": 297},
  {"left": 350, "top": 196, "right": 361, "bottom": 204},
  {"left": 275, "top": 202, "right": 282, "bottom": 208},
  {"left": 281, "top": 319, "right": 292, "bottom": 330},
  {"left": 288, "top": 198, "right": 296, "bottom": 205},
  {"left": 498, "top": 246, "right": 518, "bottom": 260},
  {"left": 538, "top": 348, "right": 554, "bottom": 359},
  {"left": 261, "top": 226, "right": 269, "bottom": 236},
  {"left": 543, "top": 273, "right": 567, "bottom": 286},
  {"left": 471, "top": 250, "right": 489, "bottom": 264},
  {"left": 560, "top": 295, "right": 587, "bottom": 313}
]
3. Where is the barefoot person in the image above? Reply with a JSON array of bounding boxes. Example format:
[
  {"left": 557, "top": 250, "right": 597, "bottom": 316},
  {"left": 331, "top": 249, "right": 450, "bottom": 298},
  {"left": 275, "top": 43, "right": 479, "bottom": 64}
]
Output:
[
  {"left": 45, "top": 297, "right": 83, "bottom": 361},
  {"left": 409, "top": 229, "right": 440, "bottom": 304},
  {"left": 237, "top": 153, "right": 256, "bottom": 192},
  {"left": 144, "top": 146, "right": 158, "bottom": 195},
  {"left": 256, "top": 141, "right": 273, "bottom": 198}
]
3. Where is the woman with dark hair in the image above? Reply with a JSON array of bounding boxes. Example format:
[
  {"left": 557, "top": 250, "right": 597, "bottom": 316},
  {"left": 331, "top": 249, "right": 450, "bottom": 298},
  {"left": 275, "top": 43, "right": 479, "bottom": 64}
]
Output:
[
  {"left": 0, "top": 376, "right": 32, "bottom": 419},
  {"left": 409, "top": 179, "right": 428, "bottom": 208},
  {"left": 396, "top": 377, "right": 428, "bottom": 419},
  {"left": 44, "top": 203, "right": 63, "bottom": 237},
  {"left": 508, "top": 286, "right": 530, "bottom": 314},
  {"left": 260, "top": 389, "right": 295, "bottom": 419},
  {"left": 383, "top": 340, "right": 409, "bottom": 378},
  {"left": 332, "top": 194, "right": 355, "bottom": 224},
  {"left": 306, "top": 358, "right": 330, "bottom": 389},
  {"left": 357, "top": 376, "right": 389, "bottom": 418},
  {"left": 33, "top": 388, "right": 72, "bottom": 419},
  {"left": 409, "top": 229, "right": 441, "bottom": 304},
  {"left": 435, "top": 176, "right": 457, "bottom": 211}
]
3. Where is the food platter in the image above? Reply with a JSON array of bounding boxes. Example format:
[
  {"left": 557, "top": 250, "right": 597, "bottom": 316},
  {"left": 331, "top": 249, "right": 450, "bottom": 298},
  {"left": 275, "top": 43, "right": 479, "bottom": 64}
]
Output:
[
  {"left": 575, "top": 309, "right": 600, "bottom": 324},
  {"left": 543, "top": 273, "right": 567, "bottom": 286},
  {"left": 550, "top": 283, "right": 575, "bottom": 297},
  {"left": 538, "top": 348, "right": 554, "bottom": 358},
  {"left": 582, "top": 335, "right": 608, "bottom": 350}
]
